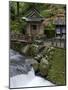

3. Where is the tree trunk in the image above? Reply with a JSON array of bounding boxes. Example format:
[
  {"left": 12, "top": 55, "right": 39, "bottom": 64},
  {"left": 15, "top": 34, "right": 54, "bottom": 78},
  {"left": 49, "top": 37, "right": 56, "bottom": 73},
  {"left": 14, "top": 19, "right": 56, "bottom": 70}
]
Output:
[{"left": 17, "top": 2, "right": 19, "bottom": 17}]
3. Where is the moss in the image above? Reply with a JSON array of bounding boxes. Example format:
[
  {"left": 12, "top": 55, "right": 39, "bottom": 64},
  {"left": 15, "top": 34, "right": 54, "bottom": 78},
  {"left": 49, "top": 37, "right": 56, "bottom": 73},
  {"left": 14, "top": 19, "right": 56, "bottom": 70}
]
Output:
[{"left": 47, "top": 48, "right": 66, "bottom": 85}]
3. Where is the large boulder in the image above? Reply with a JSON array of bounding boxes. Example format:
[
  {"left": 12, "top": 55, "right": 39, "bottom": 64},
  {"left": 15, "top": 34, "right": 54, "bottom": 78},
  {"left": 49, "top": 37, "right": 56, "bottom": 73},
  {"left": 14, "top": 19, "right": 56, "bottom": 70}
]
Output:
[
  {"left": 46, "top": 46, "right": 55, "bottom": 60},
  {"left": 34, "top": 54, "right": 42, "bottom": 63},
  {"left": 30, "top": 59, "right": 39, "bottom": 72},
  {"left": 41, "top": 46, "right": 55, "bottom": 60},
  {"left": 24, "top": 58, "right": 39, "bottom": 72},
  {"left": 41, "top": 46, "right": 49, "bottom": 57},
  {"left": 47, "top": 46, "right": 55, "bottom": 53},
  {"left": 21, "top": 44, "right": 39, "bottom": 56},
  {"left": 39, "top": 57, "right": 49, "bottom": 76}
]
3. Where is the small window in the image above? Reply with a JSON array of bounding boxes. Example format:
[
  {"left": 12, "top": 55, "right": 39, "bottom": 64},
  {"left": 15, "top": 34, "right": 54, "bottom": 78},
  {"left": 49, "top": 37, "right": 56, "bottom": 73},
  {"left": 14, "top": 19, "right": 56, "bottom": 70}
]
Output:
[{"left": 32, "top": 25, "right": 37, "bottom": 30}]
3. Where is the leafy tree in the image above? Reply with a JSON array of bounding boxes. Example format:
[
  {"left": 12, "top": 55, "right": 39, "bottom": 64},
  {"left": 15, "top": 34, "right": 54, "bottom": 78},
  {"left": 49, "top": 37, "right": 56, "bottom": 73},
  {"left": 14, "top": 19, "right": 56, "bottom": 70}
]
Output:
[{"left": 9, "top": 1, "right": 16, "bottom": 20}]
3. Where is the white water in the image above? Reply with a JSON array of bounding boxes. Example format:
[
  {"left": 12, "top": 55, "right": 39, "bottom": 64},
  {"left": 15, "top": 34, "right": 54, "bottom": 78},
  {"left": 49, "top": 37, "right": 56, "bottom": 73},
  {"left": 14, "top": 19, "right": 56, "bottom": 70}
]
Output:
[{"left": 10, "top": 49, "right": 54, "bottom": 88}]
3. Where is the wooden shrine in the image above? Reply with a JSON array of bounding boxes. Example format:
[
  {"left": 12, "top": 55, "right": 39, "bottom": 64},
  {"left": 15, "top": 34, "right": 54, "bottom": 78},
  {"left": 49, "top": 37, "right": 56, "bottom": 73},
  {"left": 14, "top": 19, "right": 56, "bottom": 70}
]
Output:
[{"left": 22, "top": 8, "right": 44, "bottom": 41}]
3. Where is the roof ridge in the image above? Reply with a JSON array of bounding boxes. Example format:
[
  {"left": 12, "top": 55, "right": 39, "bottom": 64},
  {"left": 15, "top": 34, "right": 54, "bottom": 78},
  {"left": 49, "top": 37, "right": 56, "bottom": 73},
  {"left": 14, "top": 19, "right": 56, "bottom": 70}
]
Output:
[{"left": 25, "top": 7, "right": 43, "bottom": 18}]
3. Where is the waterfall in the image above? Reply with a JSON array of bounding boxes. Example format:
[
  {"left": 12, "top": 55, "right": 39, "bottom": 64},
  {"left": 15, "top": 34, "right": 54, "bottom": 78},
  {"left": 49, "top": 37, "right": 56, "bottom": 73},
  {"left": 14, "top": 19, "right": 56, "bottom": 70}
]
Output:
[
  {"left": 10, "top": 49, "right": 54, "bottom": 88},
  {"left": 10, "top": 49, "right": 32, "bottom": 77}
]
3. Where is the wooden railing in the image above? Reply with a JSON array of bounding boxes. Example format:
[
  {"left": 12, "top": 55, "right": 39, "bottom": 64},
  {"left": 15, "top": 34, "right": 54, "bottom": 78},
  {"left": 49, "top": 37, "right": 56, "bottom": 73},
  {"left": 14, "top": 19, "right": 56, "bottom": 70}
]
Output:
[{"left": 10, "top": 33, "right": 32, "bottom": 43}]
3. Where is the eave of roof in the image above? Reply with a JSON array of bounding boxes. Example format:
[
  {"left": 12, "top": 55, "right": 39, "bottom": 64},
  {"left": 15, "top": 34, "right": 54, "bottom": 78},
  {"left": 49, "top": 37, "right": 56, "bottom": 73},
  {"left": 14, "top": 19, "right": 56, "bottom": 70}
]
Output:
[{"left": 22, "top": 17, "right": 44, "bottom": 22}]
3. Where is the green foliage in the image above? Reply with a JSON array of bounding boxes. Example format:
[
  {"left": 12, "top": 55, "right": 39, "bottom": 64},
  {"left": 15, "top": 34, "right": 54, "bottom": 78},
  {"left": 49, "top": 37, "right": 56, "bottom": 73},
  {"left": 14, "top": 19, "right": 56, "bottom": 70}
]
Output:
[
  {"left": 10, "top": 20, "right": 19, "bottom": 32},
  {"left": 45, "top": 23, "right": 55, "bottom": 30},
  {"left": 44, "top": 30, "right": 55, "bottom": 38},
  {"left": 9, "top": 1, "right": 17, "bottom": 20},
  {"left": 41, "top": 10, "right": 55, "bottom": 17},
  {"left": 44, "top": 23, "right": 55, "bottom": 38},
  {"left": 10, "top": 19, "right": 26, "bottom": 34},
  {"left": 11, "top": 42, "right": 24, "bottom": 53}
]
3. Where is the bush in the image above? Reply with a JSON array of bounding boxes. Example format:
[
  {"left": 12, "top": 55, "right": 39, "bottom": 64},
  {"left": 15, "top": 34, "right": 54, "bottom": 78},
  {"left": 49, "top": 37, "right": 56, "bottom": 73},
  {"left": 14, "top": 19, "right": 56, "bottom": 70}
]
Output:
[
  {"left": 10, "top": 19, "right": 27, "bottom": 34},
  {"left": 44, "top": 29, "right": 55, "bottom": 38},
  {"left": 44, "top": 23, "right": 55, "bottom": 38}
]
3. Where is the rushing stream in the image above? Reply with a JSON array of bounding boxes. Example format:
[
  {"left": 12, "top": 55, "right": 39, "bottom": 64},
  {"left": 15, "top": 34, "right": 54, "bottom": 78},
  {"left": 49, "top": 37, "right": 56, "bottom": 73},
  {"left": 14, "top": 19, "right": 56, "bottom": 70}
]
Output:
[{"left": 10, "top": 49, "right": 54, "bottom": 88}]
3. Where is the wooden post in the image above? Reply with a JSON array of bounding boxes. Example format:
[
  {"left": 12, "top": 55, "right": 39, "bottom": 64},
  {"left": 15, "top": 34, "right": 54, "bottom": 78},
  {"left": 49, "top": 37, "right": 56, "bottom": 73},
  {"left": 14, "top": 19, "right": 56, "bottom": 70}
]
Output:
[
  {"left": 56, "top": 38, "right": 57, "bottom": 47},
  {"left": 60, "top": 37, "right": 61, "bottom": 47},
  {"left": 64, "top": 34, "right": 66, "bottom": 48},
  {"left": 17, "top": 2, "right": 19, "bottom": 17}
]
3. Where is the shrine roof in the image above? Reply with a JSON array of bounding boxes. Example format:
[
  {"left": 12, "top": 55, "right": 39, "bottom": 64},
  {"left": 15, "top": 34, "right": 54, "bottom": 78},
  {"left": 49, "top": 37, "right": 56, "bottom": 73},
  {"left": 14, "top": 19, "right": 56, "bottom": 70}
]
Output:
[{"left": 22, "top": 8, "right": 44, "bottom": 22}]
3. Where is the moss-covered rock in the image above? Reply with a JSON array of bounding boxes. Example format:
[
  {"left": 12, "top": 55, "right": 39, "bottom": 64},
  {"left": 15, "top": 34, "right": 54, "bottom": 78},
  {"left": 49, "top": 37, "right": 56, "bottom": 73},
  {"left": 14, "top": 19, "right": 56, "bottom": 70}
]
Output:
[
  {"left": 21, "top": 45, "right": 30, "bottom": 55},
  {"left": 27, "top": 44, "right": 39, "bottom": 57},
  {"left": 41, "top": 46, "right": 55, "bottom": 60},
  {"left": 46, "top": 47, "right": 55, "bottom": 60},
  {"left": 31, "top": 59, "right": 39, "bottom": 72},
  {"left": 47, "top": 47, "right": 55, "bottom": 54},
  {"left": 39, "top": 57, "right": 49, "bottom": 76},
  {"left": 34, "top": 54, "right": 42, "bottom": 63},
  {"left": 41, "top": 46, "right": 49, "bottom": 56},
  {"left": 21, "top": 44, "right": 39, "bottom": 56}
]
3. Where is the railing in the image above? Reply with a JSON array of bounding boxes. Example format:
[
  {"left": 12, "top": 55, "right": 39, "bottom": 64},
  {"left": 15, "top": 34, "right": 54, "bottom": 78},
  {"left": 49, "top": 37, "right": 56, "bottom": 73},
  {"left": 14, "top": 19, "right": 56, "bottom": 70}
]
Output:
[
  {"left": 10, "top": 33, "right": 66, "bottom": 48},
  {"left": 10, "top": 33, "right": 32, "bottom": 43},
  {"left": 11, "top": 33, "right": 25, "bottom": 40},
  {"left": 50, "top": 37, "right": 66, "bottom": 48}
]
